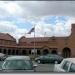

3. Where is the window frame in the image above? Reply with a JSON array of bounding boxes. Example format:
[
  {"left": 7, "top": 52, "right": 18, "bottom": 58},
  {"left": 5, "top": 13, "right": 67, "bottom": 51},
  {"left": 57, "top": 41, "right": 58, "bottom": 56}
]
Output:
[{"left": 61, "top": 60, "right": 71, "bottom": 72}]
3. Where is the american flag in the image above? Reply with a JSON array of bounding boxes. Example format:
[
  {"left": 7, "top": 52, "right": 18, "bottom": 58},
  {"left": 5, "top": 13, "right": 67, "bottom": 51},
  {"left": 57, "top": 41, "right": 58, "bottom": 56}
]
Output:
[{"left": 28, "top": 27, "right": 35, "bottom": 34}]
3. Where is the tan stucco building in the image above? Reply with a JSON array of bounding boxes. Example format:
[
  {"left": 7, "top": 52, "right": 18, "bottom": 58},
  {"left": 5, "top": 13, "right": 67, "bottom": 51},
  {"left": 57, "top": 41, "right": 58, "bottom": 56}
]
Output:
[{"left": 0, "top": 23, "right": 75, "bottom": 58}]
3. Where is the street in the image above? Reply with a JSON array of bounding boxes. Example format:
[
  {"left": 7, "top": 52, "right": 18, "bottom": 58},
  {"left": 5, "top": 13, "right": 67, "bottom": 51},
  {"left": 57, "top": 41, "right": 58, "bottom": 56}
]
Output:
[{"left": 35, "top": 64, "right": 55, "bottom": 72}]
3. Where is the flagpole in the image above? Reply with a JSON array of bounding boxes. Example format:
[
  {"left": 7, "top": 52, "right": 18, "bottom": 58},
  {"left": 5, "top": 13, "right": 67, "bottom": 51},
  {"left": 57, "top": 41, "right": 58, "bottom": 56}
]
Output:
[{"left": 34, "top": 24, "right": 36, "bottom": 59}]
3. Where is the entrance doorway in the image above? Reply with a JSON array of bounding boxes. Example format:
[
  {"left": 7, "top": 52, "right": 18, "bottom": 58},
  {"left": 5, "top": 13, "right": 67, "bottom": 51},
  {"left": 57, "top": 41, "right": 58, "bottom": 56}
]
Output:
[
  {"left": 3, "top": 49, "right": 7, "bottom": 54},
  {"left": 62, "top": 47, "right": 71, "bottom": 58},
  {"left": 0, "top": 48, "right": 2, "bottom": 53},
  {"left": 51, "top": 50, "right": 57, "bottom": 54},
  {"left": 43, "top": 49, "right": 49, "bottom": 55},
  {"left": 8, "top": 49, "right": 11, "bottom": 55},
  {"left": 22, "top": 50, "right": 27, "bottom": 55},
  {"left": 37, "top": 50, "right": 41, "bottom": 55}
]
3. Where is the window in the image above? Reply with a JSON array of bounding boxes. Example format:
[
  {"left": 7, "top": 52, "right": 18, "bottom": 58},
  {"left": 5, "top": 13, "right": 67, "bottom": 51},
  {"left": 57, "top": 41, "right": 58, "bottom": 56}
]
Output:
[
  {"left": 62, "top": 61, "right": 70, "bottom": 71},
  {"left": 69, "top": 63, "right": 75, "bottom": 72}
]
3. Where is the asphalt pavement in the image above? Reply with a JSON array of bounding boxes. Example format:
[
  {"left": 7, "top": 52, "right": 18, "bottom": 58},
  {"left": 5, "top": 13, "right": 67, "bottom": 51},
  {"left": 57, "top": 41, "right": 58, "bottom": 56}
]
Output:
[{"left": 35, "top": 64, "right": 55, "bottom": 72}]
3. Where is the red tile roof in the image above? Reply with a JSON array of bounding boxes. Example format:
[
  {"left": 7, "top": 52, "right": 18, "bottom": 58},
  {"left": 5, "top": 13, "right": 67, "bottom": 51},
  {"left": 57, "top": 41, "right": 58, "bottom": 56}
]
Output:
[
  {"left": 0, "top": 44, "right": 58, "bottom": 49},
  {"left": 0, "top": 33, "right": 16, "bottom": 41},
  {"left": 19, "top": 36, "right": 27, "bottom": 42},
  {"left": 0, "top": 45, "right": 42, "bottom": 49},
  {"left": 19, "top": 37, "right": 50, "bottom": 43},
  {"left": 19, "top": 36, "right": 67, "bottom": 43}
]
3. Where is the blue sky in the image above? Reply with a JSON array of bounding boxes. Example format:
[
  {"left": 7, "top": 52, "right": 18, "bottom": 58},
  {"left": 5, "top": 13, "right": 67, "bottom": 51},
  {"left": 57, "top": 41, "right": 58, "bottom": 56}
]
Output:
[
  {"left": 0, "top": 15, "right": 69, "bottom": 28},
  {"left": 0, "top": 1, "right": 75, "bottom": 39},
  {"left": 0, "top": 16, "right": 33, "bottom": 29},
  {"left": 42, "top": 16, "right": 69, "bottom": 25}
]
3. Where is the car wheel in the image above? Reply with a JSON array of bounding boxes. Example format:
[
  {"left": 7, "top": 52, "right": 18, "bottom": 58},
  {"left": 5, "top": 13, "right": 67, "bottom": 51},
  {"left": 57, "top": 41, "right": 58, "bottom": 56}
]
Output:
[{"left": 37, "top": 60, "right": 40, "bottom": 63}]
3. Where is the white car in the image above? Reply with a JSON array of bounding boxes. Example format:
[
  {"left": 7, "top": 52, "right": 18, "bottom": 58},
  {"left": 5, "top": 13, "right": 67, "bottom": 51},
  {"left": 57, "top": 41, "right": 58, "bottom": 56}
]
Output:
[
  {"left": 54, "top": 58, "right": 75, "bottom": 72},
  {"left": 0, "top": 56, "right": 37, "bottom": 73}
]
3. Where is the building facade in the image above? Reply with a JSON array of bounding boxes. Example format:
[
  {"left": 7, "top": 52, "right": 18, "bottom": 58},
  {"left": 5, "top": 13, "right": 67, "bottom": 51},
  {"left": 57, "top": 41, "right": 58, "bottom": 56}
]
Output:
[{"left": 0, "top": 23, "right": 75, "bottom": 58}]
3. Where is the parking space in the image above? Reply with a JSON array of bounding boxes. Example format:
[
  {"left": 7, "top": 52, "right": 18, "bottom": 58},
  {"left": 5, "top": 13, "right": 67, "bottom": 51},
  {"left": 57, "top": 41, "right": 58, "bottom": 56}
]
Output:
[{"left": 35, "top": 64, "right": 54, "bottom": 72}]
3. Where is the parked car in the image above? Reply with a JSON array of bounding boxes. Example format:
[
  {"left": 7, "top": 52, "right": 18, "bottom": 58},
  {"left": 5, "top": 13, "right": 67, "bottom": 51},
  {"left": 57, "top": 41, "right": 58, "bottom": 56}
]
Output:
[
  {"left": 35, "top": 54, "right": 63, "bottom": 64},
  {"left": 54, "top": 58, "right": 75, "bottom": 72},
  {"left": 0, "top": 56, "right": 37, "bottom": 73},
  {"left": 0, "top": 55, "right": 9, "bottom": 61},
  {"left": 0, "top": 53, "right": 6, "bottom": 61}
]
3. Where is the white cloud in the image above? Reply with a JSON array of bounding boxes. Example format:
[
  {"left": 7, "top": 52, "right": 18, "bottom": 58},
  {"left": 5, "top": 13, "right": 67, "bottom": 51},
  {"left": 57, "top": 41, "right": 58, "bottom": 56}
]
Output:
[
  {"left": 54, "top": 23, "right": 65, "bottom": 31},
  {"left": 0, "top": 21, "right": 17, "bottom": 32},
  {"left": 0, "top": 16, "right": 73, "bottom": 39},
  {"left": 53, "top": 18, "right": 72, "bottom": 36},
  {"left": 26, "top": 17, "right": 72, "bottom": 38},
  {"left": 7, "top": 3, "right": 22, "bottom": 14},
  {"left": 16, "top": 1, "right": 75, "bottom": 18},
  {"left": 0, "top": 21, "right": 28, "bottom": 39},
  {"left": 1, "top": 1, "right": 75, "bottom": 19},
  {"left": 0, "top": 1, "right": 74, "bottom": 39},
  {"left": 0, "top": 1, "right": 23, "bottom": 18}
]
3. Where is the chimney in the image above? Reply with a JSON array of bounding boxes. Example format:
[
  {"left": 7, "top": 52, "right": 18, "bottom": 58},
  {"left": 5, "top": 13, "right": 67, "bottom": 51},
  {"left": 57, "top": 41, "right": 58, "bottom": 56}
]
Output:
[{"left": 71, "top": 23, "right": 75, "bottom": 36}]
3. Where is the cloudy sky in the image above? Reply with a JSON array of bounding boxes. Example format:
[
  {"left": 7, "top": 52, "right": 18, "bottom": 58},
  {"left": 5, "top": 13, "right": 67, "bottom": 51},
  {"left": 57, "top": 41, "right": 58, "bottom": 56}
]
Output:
[{"left": 0, "top": 1, "right": 75, "bottom": 40}]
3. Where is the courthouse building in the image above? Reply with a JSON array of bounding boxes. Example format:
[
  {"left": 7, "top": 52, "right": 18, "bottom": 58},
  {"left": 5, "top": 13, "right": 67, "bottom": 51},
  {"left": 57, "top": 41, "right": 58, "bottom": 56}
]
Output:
[{"left": 0, "top": 23, "right": 75, "bottom": 58}]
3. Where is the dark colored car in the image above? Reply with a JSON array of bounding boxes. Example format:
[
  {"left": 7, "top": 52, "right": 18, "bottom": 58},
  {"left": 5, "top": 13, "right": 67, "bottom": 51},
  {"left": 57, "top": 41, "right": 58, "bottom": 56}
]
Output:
[{"left": 35, "top": 54, "right": 63, "bottom": 64}]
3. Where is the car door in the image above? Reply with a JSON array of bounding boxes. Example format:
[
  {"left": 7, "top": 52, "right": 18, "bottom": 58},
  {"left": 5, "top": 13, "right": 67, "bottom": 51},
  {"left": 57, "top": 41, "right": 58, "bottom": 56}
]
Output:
[
  {"left": 69, "top": 63, "right": 75, "bottom": 72},
  {"left": 42, "top": 56, "right": 49, "bottom": 63},
  {"left": 39, "top": 56, "right": 46, "bottom": 63},
  {"left": 61, "top": 61, "right": 71, "bottom": 72}
]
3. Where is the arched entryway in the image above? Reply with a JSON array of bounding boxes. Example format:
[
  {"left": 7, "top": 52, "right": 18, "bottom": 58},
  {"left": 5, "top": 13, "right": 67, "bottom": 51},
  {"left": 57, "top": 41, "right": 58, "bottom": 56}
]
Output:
[
  {"left": 8, "top": 49, "right": 11, "bottom": 55},
  {"left": 22, "top": 50, "right": 27, "bottom": 55},
  {"left": 37, "top": 50, "right": 41, "bottom": 55},
  {"left": 16, "top": 50, "right": 19, "bottom": 55},
  {"left": 12, "top": 50, "right": 16, "bottom": 55},
  {"left": 29, "top": 50, "right": 31, "bottom": 55},
  {"left": 43, "top": 49, "right": 49, "bottom": 55},
  {"left": 0, "top": 48, "right": 2, "bottom": 53},
  {"left": 62, "top": 47, "right": 71, "bottom": 58},
  {"left": 3, "top": 49, "right": 7, "bottom": 54},
  {"left": 51, "top": 50, "right": 57, "bottom": 54}
]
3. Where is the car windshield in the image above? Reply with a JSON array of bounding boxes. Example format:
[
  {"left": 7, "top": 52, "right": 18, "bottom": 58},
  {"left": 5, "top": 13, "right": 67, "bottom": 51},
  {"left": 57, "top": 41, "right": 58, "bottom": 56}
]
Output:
[{"left": 2, "top": 60, "right": 33, "bottom": 70}]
